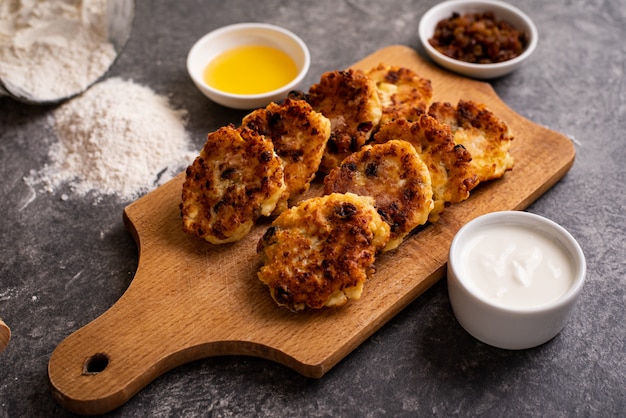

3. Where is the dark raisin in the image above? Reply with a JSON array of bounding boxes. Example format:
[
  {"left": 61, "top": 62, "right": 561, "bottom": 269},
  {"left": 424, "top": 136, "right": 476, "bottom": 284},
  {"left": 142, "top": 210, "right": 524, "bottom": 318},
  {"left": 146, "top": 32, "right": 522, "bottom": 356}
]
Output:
[
  {"left": 262, "top": 226, "right": 277, "bottom": 242},
  {"left": 268, "top": 111, "right": 282, "bottom": 126},
  {"left": 349, "top": 136, "right": 359, "bottom": 151},
  {"left": 260, "top": 151, "right": 272, "bottom": 162},
  {"left": 213, "top": 200, "right": 225, "bottom": 213},
  {"left": 287, "top": 90, "right": 308, "bottom": 101},
  {"left": 327, "top": 138, "right": 338, "bottom": 154},
  {"left": 221, "top": 167, "right": 237, "bottom": 179},
  {"left": 290, "top": 150, "right": 303, "bottom": 162},
  {"left": 275, "top": 285, "right": 291, "bottom": 303},
  {"left": 365, "top": 162, "right": 378, "bottom": 177},
  {"left": 385, "top": 70, "right": 400, "bottom": 83},
  {"left": 336, "top": 203, "right": 357, "bottom": 218},
  {"left": 357, "top": 121, "right": 373, "bottom": 132}
]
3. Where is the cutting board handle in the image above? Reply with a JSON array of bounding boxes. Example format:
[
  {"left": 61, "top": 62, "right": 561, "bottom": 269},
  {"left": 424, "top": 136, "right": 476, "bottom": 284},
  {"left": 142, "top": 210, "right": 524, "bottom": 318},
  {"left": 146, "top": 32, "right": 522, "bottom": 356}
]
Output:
[
  {"left": 47, "top": 276, "right": 215, "bottom": 415},
  {"left": 46, "top": 174, "right": 308, "bottom": 415},
  {"left": 0, "top": 317, "right": 10, "bottom": 353},
  {"left": 47, "top": 195, "right": 301, "bottom": 415}
]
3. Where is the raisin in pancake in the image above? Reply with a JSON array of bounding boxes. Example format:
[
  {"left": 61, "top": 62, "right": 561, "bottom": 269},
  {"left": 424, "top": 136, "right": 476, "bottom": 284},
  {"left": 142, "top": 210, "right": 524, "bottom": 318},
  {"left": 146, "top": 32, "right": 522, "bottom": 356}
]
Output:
[
  {"left": 257, "top": 192, "right": 390, "bottom": 312},
  {"left": 181, "top": 125, "right": 285, "bottom": 244},
  {"left": 366, "top": 64, "right": 433, "bottom": 125},
  {"left": 374, "top": 116, "right": 478, "bottom": 222},
  {"left": 305, "top": 69, "right": 382, "bottom": 173},
  {"left": 323, "top": 140, "right": 433, "bottom": 251},
  {"left": 242, "top": 98, "right": 331, "bottom": 214},
  {"left": 428, "top": 100, "right": 514, "bottom": 182}
]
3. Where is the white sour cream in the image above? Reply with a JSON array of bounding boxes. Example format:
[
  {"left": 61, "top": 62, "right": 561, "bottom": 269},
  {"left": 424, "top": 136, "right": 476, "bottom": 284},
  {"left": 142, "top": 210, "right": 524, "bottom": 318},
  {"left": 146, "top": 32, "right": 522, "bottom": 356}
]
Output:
[{"left": 459, "top": 224, "right": 574, "bottom": 309}]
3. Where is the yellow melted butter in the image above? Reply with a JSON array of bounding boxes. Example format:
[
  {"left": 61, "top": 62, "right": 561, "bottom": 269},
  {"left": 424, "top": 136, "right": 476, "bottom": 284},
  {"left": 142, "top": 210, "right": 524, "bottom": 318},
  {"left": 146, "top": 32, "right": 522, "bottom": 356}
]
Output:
[{"left": 204, "top": 45, "right": 298, "bottom": 95}]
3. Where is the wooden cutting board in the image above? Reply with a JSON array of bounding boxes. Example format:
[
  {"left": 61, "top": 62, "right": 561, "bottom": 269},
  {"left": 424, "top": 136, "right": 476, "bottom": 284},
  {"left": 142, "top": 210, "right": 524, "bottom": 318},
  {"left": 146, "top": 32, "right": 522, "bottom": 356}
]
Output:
[
  {"left": 48, "top": 45, "right": 575, "bottom": 415},
  {"left": 0, "top": 317, "right": 9, "bottom": 353}
]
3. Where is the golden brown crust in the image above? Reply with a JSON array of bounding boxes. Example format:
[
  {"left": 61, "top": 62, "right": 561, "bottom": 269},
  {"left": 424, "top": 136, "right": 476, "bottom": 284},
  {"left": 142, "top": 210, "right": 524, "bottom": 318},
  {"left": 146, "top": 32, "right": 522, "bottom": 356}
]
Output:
[
  {"left": 374, "top": 116, "right": 478, "bottom": 222},
  {"left": 242, "top": 98, "right": 331, "bottom": 213},
  {"left": 257, "top": 192, "right": 390, "bottom": 312},
  {"left": 428, "top": 100, "right": 514, "bottom": 182},
  {"left": 306, "top": 69, "right": 382, "bottom": 173},
  {"left": 323, "top": 140, "right": 433, "bottom": 251},
  {"left": 366, "top": 64, "right": 433, "bottom": 125},
  {"left": 180, "top": 62, "right": 516, "bottom": 313},
  {"left": 181, "top": 125, "right": 285, "bottom": 244}
]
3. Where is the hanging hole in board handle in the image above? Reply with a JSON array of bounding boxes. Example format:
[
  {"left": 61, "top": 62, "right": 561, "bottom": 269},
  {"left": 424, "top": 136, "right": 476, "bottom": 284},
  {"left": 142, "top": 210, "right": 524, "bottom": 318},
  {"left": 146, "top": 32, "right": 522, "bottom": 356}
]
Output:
[
  {"left": 0, "top": 317, "right": 10, "bottom": 353},
  {"left": 82, "top": 352, "right": 111, "bottom": 375}
]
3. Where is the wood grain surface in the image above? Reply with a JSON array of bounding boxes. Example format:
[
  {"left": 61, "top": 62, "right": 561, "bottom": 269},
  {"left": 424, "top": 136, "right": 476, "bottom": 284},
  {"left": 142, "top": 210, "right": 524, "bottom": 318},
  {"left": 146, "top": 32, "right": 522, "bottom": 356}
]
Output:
[
  {"left": 48, "top": 45, "right": 575, "bottom": 415},
  {"left": 0, "top": 317, "right": 9, "bottom": 353}
]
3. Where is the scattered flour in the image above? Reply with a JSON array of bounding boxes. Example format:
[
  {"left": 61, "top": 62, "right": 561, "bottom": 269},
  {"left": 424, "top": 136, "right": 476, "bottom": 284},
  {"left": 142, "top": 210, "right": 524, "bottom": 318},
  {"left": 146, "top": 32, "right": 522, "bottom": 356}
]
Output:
[
  {"left": 0, "top": 0, "right": 117, "bottom": 102},
  {"left": 26, "top": 77, "right": 196, "bottom": 202}
]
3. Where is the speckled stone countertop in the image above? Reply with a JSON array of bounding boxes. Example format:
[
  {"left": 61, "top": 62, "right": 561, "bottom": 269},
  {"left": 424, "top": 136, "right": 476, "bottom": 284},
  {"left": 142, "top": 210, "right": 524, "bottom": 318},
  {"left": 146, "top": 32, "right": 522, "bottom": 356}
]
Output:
[{"left": 1, "top": 0, "right": 624, "bottom": 416}]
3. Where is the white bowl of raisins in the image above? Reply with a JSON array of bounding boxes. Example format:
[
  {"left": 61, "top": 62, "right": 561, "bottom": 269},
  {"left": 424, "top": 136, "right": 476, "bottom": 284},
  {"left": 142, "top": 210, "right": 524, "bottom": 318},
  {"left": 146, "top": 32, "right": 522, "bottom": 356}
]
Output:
[{"left": 418, "top": 0, "right": 538, "bottom": 79}]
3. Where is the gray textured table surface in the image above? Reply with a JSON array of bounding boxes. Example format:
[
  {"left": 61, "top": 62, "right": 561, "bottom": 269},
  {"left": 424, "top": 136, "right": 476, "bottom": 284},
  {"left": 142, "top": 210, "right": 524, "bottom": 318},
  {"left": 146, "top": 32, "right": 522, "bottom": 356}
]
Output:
[{"left": 1, "top": 0, "right": 625, "bottom": 416}]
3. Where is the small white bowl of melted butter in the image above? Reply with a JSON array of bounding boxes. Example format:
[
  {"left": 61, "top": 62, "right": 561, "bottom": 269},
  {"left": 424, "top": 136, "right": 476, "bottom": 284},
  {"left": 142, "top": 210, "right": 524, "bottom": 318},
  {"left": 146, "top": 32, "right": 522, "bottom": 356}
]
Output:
[
  {"left": 447, "top": 211, "right": 586, "bottom": 350},
  {"left": 187, "top": 23, "right": 310, "bottom": 109}
]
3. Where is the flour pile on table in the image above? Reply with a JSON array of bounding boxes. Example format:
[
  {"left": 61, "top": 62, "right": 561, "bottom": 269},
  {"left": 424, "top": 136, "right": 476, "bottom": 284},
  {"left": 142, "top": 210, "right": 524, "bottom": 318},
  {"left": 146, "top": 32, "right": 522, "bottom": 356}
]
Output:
[
  {"left": 26, "top": 77, "right": 196, "bottom": 202},
  {"left": 0, "top": 0, "right": 117, "bottom": 102}
]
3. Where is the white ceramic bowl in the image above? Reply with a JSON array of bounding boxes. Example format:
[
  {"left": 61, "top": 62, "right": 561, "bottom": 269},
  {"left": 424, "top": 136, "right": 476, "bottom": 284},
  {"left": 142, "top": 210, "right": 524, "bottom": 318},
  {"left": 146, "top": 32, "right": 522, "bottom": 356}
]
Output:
[
  {"left": 187, "top": 23, "right": 310, "bottom": 109},
  {"left": 418, "top": 0, "right": 538, "bottom": 79},
  {"left": 447, "top": 211, "right": 586, "bottom": 350}
]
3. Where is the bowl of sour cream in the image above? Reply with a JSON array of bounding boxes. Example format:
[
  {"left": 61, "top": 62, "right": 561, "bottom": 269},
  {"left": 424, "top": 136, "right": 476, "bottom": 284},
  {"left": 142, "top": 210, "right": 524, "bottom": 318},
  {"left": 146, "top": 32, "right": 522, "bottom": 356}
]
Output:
[
  {"left": 447, "top": 211, "right": 586, "bottom": 350},
  {"left": 187, "top": 23, "right": 310, "bottom": 109}
]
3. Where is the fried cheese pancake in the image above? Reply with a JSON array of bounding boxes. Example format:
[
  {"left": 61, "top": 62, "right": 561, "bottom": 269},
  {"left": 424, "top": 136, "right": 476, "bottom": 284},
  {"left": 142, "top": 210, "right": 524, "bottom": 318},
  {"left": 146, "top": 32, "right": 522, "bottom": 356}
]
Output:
[
  {"left": 305, "top": 69, "right": 382, "bottom": 173},
  {"left": 366, "top": 64, "right": 433, "bottom": 125},
  {"left": 323, "top": 140, "right": 433, "bottom": 251},
  {"left": 428, "top": 100, "right": 514, "bottom": 182},
  {"left": 374, "top": 116, "right": 478, "bottom": 222},
  {"left": 257, "top": 192, "right": 390, "bottom": 312},
  {"left": 181, "top": 125, "right": 285, "bottom": 244},
  {"left": 242, "top": 98, "right": 331, "bottom": 213}
]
